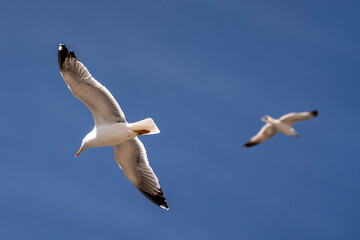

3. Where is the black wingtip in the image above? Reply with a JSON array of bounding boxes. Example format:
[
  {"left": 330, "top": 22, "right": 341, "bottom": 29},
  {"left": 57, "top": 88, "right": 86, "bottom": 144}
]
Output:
[
  {"left": 58, "top": 44, "right": 77, "bottom": 71},
  {"left": 137, "top": 187, "right": 169, "bottom": 210},
  {"left": 311, "top": 110, "right": 319, "bottom": 117},
  {"left": 58, "top": 43, "right": 69, "bottom": 70},
  {"left": 69, "top": 50, "right": 77, "bottom": 59},
  {"left": 243, "top": 141, "right": 259, "bottom": 148}
]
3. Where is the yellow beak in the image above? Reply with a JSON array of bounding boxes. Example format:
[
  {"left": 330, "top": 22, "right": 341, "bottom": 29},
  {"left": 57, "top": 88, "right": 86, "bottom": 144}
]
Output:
[{"left": 75, "top": 147, "right": 83, "bottom": 157}]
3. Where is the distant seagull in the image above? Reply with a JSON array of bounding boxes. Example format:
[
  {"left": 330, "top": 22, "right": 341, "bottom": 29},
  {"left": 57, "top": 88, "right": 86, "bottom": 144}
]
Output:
[
  {"left": 58, "top": 44, "right": 168, "bottom": 210},
  {"left": 243, "top": 110, "right": 318, "bottom": 148}
]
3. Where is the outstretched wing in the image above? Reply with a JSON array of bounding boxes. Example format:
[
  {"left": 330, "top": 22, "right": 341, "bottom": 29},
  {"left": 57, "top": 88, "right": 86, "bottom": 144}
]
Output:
[
  {"left": 243, "top": 124, "right": 277, "bottom": 148},
  {"left": 58, "top": 44, "right": 126, "bottom": 126},
  {"left": 279, "top": 110, "right": 318, "bottom": 126},
  {"left": 113, "top": 138, "right": 168, "bottom": 210}
]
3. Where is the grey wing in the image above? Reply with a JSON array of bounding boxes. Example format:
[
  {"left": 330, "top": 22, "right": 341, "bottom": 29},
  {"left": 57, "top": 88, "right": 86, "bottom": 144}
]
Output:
[
  {"left": 113, "top": 137, "right": 168, "bottom": 210},
  {"left": 243, "top": 124, "right": 277, "bottom": 148},
  {"left": 279, "top": 110, "right": 318, "bottom": 126},
  {"left": 58, "top": 44, "right": 125, "bottom": 126}
]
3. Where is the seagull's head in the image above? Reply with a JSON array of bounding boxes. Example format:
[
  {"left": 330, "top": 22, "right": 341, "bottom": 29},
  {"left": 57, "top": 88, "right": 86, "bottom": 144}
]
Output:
[
  {"left": 262, "top": 115, "right": 273, "bottom": 123},
  {"left": 75, "top": 129, "right": 97, "bottom": 157},
  {"left": 75, "top": 139, "right": 90, "bottom": 157}
]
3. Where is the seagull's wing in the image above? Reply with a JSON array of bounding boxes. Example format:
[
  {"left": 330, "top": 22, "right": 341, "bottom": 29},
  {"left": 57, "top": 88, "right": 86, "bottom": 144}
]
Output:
[
  {"left": 58, "top": 44, "right": 125, "bottom": 126},
  {"left": 243, "top": 123, "right": 277, "bottom": 148},
  {"left": 113, "top": 137, "right": 168, "bottom": 210},
  {"left": 279, "top": 110, "right": 318, "bottom": 126}
]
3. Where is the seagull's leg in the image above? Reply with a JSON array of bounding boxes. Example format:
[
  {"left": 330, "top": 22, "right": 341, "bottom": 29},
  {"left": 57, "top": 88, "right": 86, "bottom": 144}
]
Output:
[{"left": 134, "top": 129, "right": 151, "bottom": 135}]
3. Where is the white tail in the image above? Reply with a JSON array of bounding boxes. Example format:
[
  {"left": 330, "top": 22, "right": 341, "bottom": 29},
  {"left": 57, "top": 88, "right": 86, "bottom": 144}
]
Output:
[{"left": 129, "top": 118, "right": 160, "bottom": 135}]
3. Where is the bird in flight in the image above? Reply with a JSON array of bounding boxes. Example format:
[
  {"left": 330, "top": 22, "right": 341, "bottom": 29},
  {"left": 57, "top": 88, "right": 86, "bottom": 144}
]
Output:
[
  {"left": 243, "top": 110, "right": 318, "bottom": 148},
  {"left": 58, "top": 44, "right": 168, "bottom": 210}
]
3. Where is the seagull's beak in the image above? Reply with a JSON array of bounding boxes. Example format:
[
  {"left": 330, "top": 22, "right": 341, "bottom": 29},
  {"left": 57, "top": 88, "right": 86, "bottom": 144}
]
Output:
[{"left": 75, "top": 147, "right": 83, "bottom": 157}]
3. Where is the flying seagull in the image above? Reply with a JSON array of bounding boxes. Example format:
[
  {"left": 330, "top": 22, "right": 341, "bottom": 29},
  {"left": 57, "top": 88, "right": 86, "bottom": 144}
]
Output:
[
  {"left": 58, "top": 44, "right": 168, "bottom": 210},
  {"left": 243, "top": 110, "right": 318, "bottom": 148}
]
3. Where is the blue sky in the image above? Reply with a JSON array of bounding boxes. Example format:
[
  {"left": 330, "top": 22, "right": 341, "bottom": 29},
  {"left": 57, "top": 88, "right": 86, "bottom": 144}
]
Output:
[{"left": 0, "top": 0, "right": 359, "bottom": 239}]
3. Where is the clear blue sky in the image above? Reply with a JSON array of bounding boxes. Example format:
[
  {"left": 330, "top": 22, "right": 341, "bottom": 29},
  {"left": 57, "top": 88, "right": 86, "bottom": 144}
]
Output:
[{"left": 0, "top": 0, "right": 359, "bottom": 239}]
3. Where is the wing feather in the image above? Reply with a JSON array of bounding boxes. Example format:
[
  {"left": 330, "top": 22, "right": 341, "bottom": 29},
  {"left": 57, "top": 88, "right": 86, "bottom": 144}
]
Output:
[
  {"left": 279, "top": 110, "right": 318, "bottom": 126},
  {"left": 113, "top": 138, "right": 168, "bottom": 210},
  {"left": 58, "top": 44, "right": 126, "bottom": 126},
  {"left": 243, "top": 124, "right": 277, "bottom": 148}
]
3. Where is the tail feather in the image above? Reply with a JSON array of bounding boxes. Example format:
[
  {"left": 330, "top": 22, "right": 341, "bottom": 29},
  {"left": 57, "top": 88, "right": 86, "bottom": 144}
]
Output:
[{"left": 130, "top": 118, "right": 160, "bottom": 135}]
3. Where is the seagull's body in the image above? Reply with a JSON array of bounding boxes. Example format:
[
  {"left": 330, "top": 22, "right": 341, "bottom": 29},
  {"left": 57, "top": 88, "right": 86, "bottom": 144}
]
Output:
[
  {"left": 243, "top": 110, "right": 318, "bottom": 148},
  {"left": 261, "top": 116, "right": 299, "bottom": 137},
  {"left": 58, "top": 44, "right": 168, "bottom": 210},
  {"left": 80, "top": 121, "right": 152, "bottom": 149}
]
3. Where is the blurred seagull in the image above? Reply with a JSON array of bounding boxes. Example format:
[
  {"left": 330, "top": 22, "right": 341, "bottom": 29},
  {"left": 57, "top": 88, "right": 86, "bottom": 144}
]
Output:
[
  {"left": 58, "top": 44, "right": 168, "bottom": 210},
  {"left": 243, "top": 110, "right": 318, "bottom": 148}
]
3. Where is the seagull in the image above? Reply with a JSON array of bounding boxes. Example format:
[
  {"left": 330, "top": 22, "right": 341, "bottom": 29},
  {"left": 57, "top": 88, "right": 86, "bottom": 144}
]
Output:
[
  {"left": 58, "top": 44, "right": 168, "bottom": 210},
  {"left": 243, "top": 110, "right": 318, "bottom": 148}
]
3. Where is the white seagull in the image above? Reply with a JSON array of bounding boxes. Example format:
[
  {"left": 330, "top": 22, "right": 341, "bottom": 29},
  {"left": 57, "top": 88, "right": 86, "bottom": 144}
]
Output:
[
  {"left": 58, "top": 44, "right": 168, "bottom": 210},
  {"left": 243, "top": 110, "right": 318, "bottom": 148}
]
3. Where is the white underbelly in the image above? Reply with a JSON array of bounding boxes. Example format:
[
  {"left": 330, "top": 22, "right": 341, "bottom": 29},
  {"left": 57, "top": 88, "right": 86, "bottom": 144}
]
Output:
[
  {"left": 275, "top": 123, "right": 295, "bottom": 136},
  {"left": 94, "top": 123, "right": 137, "bottom": 147}
]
